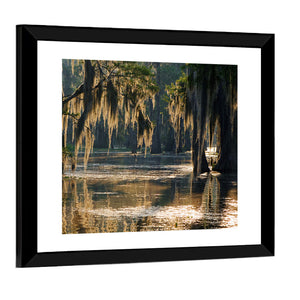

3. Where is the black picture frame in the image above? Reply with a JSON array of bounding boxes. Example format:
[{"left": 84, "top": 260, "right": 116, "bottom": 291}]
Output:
[{"left": 16, "top": 25, "right": 274, "bottom": 268}]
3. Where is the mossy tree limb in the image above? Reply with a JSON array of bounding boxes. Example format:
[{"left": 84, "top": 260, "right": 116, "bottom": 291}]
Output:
[{"left": 62, "top": 59, "right": 158, "bottom": 172}]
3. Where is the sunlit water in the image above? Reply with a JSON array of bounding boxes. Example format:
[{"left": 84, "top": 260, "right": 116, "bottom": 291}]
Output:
[{"left": 62, "top": 152, "right": 237, "bottom": 234}]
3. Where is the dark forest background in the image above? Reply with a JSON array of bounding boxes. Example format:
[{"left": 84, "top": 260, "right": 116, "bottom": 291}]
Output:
[
  {"left": 62, "top": 60, "right": 237, "bottom": 176},
  {"left": 62, "top": 60, "right": 191, "bottom": 153}
]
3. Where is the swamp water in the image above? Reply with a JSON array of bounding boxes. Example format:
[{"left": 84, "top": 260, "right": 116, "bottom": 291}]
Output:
[{"left": 62, "top": 152, "right": 237, "bottom": 234}]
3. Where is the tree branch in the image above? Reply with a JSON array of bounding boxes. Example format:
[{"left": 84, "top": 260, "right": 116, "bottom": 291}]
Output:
[
  {"left": 62, "top": 83, "right": 84, "bottom": 105},
  {"left": 64, "top": 112, "right": 93, "bottom": 134},
  {"left": 62, "top": 63, "right": 141, "bottom": 106}
]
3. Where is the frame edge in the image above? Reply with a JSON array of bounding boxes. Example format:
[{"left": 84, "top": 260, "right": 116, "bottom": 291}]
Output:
[
  {"left": 16, "top": 25, "right": 275, "bottom": 267},
  {"left": 261, "top": 34, "right": 275, "bottom": 256},
  {"left": 16, "top": 25, "right": 38, "bottom": 267}
]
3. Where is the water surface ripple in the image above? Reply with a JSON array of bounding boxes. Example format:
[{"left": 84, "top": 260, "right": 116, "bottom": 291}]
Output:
[{"left": 62, "top": 152, "right": 237, "bottom": 234}]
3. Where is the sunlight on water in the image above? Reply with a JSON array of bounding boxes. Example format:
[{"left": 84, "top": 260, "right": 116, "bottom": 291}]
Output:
[{"left": 62, "top": 152, "right": 237, "bottom": 234}]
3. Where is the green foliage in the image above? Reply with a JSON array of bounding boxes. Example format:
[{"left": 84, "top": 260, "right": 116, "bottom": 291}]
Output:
[
  {"left": 62, "top": 59, "right": 84, "bottom": 95},
  {"left": 160, "top": 64, "right": 185, "bottom": 88},
  {"left": 165, "top": 72, "right": 188, "bottom": 103},
  {"left": 62, "top": 110, "right": 80, "bottom": 118},
  {"left": 62, "top": 144, "right": 74, "bottom": 158},
  {"left": 62, "top": 60, "right": 192, "bottom": 167},
  {"left": 165, "top": 72, "right": 192, "bottom": 153},
  {"left": 62, "top": 59, "right": 161, "bottom": 169},
  {"left": 186, "top": 63, "right": 238, "bottom": 174}
]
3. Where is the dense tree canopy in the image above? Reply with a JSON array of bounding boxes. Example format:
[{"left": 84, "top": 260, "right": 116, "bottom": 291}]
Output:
[
  {"left": 166, "top": 64, "right": 237, "bottom": 176},
  {"left": 62, "top": 60, "right": 158, "bottom": 172},
  {"left": 62, "top": 60, "right": 237, "bottom": 177}
]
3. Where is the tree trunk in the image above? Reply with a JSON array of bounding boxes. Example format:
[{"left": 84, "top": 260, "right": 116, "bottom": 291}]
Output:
[
  {"left": 151, "top": 63, "right": 162, "bottom": 154},
  {"left": 213, "top": 82, "right": 237, "bottom": 173},
  {"left": 73, "top": 60, "right": 95, "bottom": 170},
  {"left": 192, "top": 106, "right": 209, "bottom": 177},
  {"left": 164, "top": 124, "right": 176, "bottom": 152},
  {"left": 192, "top": 116, "right": 199, "bottom": 177},
  {"left": 213, "top": 114, "right": 237, "bottom": 172},
  {"left": 188, "top": 65, "right": 237, "bottom": 175},
  {"left": 191, "top": 76, "right": 210, "bottom": 177},
  {"left": 62, "top": 60, "right": 72, "bottom": 174},
  {"left": 177, "top": 117, "right": 184, "bottom": 153},
  {"left": 130, "top": 123, "right": 138, "bottom": 153}
]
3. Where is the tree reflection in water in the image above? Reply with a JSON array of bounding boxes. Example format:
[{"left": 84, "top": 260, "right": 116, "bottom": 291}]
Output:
[{"left": 62, "top": 171, "right": 237, "bottom": 234}]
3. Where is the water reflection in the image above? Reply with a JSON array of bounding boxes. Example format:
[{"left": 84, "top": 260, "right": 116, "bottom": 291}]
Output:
[{"left": 62, "top": 153, "right": 237, "bottom": 234}]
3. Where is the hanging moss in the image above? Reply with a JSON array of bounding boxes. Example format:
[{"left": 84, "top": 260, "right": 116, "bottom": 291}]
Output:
[
  {"left": 137, "top": 110, "right": 153, "bottom": 156},
  {"left": 187, "top": 64, "right": 237, "bottom": 175},
  {"left": 165, "top": 64, "right": 237, "bottom": 175},
  {"left": 166, "top": 73, "right": 192, "bottom": 153},
  {"left": 62, "top": 60, "right": 158, "bottom": 172}
]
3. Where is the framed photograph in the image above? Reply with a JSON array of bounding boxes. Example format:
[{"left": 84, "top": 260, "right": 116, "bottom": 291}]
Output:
[{"left": 16, "top": 25, "right": 274, "bottom": 267}]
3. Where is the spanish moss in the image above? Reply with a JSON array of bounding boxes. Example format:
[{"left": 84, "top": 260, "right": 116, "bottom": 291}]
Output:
[{"left": 62, "top": 60, "right": 158, "bottom": 171}]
